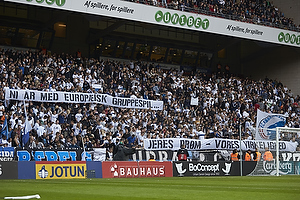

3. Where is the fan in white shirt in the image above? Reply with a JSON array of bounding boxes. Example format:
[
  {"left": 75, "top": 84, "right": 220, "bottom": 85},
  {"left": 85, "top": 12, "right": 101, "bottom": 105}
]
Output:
[
  {"left": 75, "top": 109, "right": 83, "bottom": 122},
  {"left": 50, "top": 120, "right": 62, "bottom": 137}
]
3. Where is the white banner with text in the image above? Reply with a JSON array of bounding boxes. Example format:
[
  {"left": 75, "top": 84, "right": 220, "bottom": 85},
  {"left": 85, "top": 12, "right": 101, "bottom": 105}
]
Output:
[
  {"left": 144, "top": 138, "right": 297, "bottom": 152},
  {"left": 5, "top": 89, "right": 163, "bottom": 110}
]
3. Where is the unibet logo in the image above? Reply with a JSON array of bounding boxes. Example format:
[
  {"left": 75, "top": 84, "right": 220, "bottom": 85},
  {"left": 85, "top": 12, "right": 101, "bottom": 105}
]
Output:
[
  {"left": 26, "top": 0, "right": 66, "bottom": 7},
  {"left": 278, "top": 32, "right": 284, "bottom": 42},
  {"left": 155, "top": 10, "right": 209, "bottom": 30},
  {"left": 179, "top": 15, "right": 187, "bottom": 26},
  {"left": 278, "top": 32, "right": 300, "bottom": 45},
  {"left": 284, "top": 33, "right": 290, "bottom": 43},
  {"left": 290, "top": 34, "right": 296, "bottom": 44}
]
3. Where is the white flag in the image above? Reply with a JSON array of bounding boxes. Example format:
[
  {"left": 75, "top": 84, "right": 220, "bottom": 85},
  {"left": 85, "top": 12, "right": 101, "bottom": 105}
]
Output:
[{"left": 255, "top": 109, "right": 286, "bottom": 140}]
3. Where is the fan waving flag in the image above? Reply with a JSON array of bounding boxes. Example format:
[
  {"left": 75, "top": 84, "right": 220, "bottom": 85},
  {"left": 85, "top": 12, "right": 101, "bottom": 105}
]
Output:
[
  {"left": 255, "top": 109, "right": 286, "bottom": 140},
  {"left": 22, "top": 101, "right": 32, "bottom": 147}
]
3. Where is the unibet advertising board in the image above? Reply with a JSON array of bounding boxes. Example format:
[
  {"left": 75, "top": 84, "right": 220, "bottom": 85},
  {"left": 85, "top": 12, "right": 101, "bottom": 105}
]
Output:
[{"left": 4, "top": 0, "right": 300, "bottom": 47}]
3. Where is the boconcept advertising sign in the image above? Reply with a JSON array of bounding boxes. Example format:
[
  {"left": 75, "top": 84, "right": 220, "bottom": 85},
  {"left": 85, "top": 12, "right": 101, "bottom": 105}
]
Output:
[
  {"left": 5, "top": 0, "right": 300, "bottom": 47},
  {"left": 173, "top": 161, "right": 257, "bottom": 176}
]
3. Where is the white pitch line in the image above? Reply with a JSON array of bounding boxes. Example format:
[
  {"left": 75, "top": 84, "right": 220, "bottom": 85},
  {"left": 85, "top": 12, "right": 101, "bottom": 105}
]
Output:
[{"left": 4, "top": 194, "right": 40, "bottom": 199}]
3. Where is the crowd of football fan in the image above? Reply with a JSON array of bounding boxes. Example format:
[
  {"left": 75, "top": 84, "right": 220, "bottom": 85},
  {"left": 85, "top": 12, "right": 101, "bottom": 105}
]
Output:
[
  {"left": 0, "top": 48, "right": 299, "bottom": 152},
  {"left": 124, "top": 0, "right": 299, "bottom": 32}
]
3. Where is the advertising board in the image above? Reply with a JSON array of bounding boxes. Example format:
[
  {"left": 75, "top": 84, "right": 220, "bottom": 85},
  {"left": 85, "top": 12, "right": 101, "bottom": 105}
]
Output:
[
  {"left": 0, "top": 147, "right": 14, "bottom": 162},
  {"left": 102, "top": 161, "right": 172, "bottom": 178},
  {"left": 0, "top": 161, "right": 18, "bottom": 179},
  {"left": 173, "top": 161, "right": 257, "bottom": 176},
  {"left": 16, "top": 148, "right": 91, "bottom": 161},
  {"left": 35, "top": 161, "right": 86, "bottom": 179},
  {"left": 4, "top": 0, "right": 300, "bottom": 47}
]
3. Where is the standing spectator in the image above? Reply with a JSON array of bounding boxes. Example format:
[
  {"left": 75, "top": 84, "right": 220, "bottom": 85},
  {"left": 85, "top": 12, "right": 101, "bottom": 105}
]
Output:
[
  {"left": 51, "top": 120, "right": 62, "bottom": 138},
  {"left": 231, "top": 149, "right": 239, "bottom": 161},
  {"left": 244, "top": 149, "right": 252, "bottom": 161},
  {"left": 12, "top": 133, "right": 20, "bottom": 147},
  {"left": 177, "top": 144, "right": 188, "bottom": 161},
  {"left": 263, "top": 147, "right": 273, "bottom": 161},
  {"left": 75, "top": 109, "right": 83, "bottom": 123},
  {"left": 162, "top": 0, "right": 167, "bottom": 8},
  {"left": 113, "top": 141, "right": 136, "bottom": 161},
  {"left": 0, "top": 102, "right": 4, "bottom": 119},
  {"left": 34, "top": 120, "right": 46, "bottom": 137},
  {"left": 149, "top": 154, "right": 156, "bottom": 161},
  {"left": 127, "top": 133, "right": 137, "bottom": 147},
  {"left": 253, "top": 148, "right": 261, "bottom": 161}
]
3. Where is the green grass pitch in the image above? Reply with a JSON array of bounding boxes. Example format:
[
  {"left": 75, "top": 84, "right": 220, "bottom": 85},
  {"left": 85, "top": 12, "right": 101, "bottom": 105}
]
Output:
[{"left": 1, "top": 176, "right": 299, "bottom": 200}]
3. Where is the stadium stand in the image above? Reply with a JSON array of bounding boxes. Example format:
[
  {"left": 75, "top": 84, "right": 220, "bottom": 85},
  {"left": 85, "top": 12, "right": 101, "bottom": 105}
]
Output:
[
  {"left": 123, "top": 0, "right": 300, "bottom": 32},
  {"left": 0, "top": 48, "right": 299, "bottom": 153}
]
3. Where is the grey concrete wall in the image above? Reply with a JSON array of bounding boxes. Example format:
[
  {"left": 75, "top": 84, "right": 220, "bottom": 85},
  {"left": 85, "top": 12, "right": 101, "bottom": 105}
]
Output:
[
  {"left": 51, "top": 14, "right": 89, "bottom": 57},
  {"left": 242, "top": 45, "right": 300, "bottom": 96},
  {"left": 271, "top": 0, "right": 300, "bottom": 27}
]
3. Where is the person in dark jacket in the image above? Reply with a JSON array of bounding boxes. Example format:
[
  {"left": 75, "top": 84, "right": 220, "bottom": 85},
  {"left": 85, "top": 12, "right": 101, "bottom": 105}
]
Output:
[
  {"left": 177, "top": 144, "right": 189, "bottom": 161},
  {"left": 113, "top": 140, "right": 136, "bottom": 161}
]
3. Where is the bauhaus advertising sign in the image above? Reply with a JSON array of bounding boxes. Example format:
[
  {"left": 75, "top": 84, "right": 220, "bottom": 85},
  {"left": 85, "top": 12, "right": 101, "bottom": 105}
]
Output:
[{"left": 102, "top": 161, "right": 173, "bottom": 178}]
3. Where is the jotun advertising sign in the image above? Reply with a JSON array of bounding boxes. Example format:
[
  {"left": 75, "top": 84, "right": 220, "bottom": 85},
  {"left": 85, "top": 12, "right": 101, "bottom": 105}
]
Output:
[{"left": 35, "top": 161, "right": 86, "bottom": 179}]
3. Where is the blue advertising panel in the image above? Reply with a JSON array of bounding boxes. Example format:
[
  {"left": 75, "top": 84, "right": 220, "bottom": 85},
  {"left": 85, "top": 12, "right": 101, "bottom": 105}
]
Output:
[
  {"left": 18, "top": 161, "right": 36, "bottom": 179},
  {"left": 86, "top": 161, "right": 102, "bottom": 178}
]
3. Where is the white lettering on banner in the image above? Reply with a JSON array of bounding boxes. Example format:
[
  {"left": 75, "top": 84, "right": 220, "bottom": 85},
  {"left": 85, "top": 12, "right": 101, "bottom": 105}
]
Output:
[
  {"left": 215, "top": 139, "right": 239, "bottom": 149},
  {"left": 83, "top": 1, "right": 135, "bottom": 14},
  {"left": 5, "top": 89, "right": 163, "bottom": 110},
  {"left": 146, "top": 139, "right": 174, "bottom": 149},
  {"left": 188, "top": 163, "right": 219, "bottom": 173},
  {"left": 0, "top": 151, "right": 14, "bottom": 157},
  {"left": 0, "top": 157, "right": 14, "bottom": 161},
  {"left": 281, "top": 153, "right": 300, "bottom": 161},
  {"left": 180, "top": 139, "right": 201, "bottom": 150},
  {"left": 263, "top": 160, "right": 293, "bottom": 175},
  {"left": 226, "top": 24, "right": 263, "bottom": 35},
  {"left": 111, "top": 164, "right": 165, "bottom": 178},
  {"left": 144, "top": 138, "right": 296, "bottom": 152}
]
